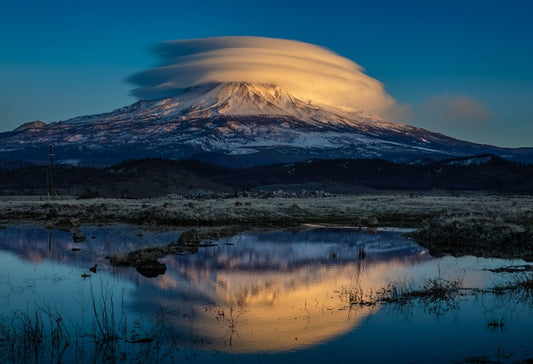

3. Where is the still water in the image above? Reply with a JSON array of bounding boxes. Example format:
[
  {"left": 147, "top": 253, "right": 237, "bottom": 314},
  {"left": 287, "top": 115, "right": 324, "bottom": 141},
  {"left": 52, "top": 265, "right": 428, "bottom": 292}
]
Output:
[{"left": 0, "top": 224, "right": 531, "bottom": 363}]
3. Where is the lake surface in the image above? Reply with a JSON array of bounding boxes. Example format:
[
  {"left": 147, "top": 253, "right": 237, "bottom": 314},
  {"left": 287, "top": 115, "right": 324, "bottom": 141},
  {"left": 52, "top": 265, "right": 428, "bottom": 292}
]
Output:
[{"left": 0, "top": 224, "right": 532, "bottom": 363}]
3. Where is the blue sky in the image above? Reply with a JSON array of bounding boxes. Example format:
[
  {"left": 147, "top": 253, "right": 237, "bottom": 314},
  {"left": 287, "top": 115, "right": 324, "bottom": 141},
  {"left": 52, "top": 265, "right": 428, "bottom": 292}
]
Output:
[{"left": 1, "top": 0, "right": 532, "bottom": 147}]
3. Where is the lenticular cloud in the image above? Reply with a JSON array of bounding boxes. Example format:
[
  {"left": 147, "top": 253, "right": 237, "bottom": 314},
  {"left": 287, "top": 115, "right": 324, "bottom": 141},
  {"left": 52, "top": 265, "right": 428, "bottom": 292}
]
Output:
[{"left": 128, "top": 36, "right": 398, "bottom": 117}]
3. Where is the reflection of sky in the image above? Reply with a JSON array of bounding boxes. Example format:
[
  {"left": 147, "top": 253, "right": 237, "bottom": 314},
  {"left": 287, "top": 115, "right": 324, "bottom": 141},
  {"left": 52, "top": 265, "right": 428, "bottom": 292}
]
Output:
[
  {"left": 0, "top": 225, "right": 532, "bottom": 360},
  {"left": 0, "top": 249, "right": 136, "bottom": 326}
]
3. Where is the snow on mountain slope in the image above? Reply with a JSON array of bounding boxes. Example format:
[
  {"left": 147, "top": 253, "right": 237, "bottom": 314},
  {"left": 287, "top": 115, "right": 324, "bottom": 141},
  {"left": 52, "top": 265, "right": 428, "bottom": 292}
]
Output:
[
  {"left": 1, "top": 82, "right": 531, "bottom": 167},
  {"left": 65, "top": 82, "right": 393, "bottom": 128}
]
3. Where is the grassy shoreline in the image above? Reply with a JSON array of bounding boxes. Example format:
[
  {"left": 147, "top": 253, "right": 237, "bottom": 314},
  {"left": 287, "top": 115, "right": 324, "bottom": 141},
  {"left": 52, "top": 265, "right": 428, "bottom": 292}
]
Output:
[{"left": 1, "top": 192, "right": 532, "bottom": 260}]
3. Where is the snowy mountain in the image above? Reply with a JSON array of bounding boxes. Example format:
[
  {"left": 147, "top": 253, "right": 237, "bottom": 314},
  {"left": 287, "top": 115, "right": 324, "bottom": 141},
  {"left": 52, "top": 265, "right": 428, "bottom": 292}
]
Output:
[{"left": 1, "top": 82, "right": 532, "bottom": 167}]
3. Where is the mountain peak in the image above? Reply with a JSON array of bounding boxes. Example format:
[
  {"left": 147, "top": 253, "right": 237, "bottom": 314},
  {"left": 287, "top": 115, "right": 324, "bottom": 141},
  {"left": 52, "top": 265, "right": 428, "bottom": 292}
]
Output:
[
  {"left": 172, "top": 82, "right": 301, "bottom": 117},
  {"left": 122, "top": 81, "right": 387, "bottom": 129},
  {"left": 141, "top": 82, "right": 330, "bottom": 121}
]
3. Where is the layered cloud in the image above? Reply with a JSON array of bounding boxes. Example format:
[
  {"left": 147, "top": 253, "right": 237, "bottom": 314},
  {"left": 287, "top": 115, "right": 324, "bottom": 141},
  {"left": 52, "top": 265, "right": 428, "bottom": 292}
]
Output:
[{"left": 127, "top": 36, "right": 403, "bottom": 119}]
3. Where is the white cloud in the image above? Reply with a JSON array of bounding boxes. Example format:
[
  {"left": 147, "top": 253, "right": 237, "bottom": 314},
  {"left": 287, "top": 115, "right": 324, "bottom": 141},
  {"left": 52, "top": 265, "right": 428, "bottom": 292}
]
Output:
[{"left": 127, "top": 36, "right": 404, "bottom": 119}]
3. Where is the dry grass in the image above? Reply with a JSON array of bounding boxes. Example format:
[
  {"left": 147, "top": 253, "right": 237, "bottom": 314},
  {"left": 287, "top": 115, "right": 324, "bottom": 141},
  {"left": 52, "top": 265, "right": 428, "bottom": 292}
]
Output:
[
  {"left": 491, "top": 273, "right": 533, "bottom": 300},
  {"left": 0, "top": 193, "right": 531, "bottom": 228}
]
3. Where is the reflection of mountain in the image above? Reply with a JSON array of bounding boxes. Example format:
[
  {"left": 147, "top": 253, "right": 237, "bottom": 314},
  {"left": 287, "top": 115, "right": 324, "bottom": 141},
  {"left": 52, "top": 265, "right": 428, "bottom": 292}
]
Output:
[
  {"left": 160, "top": 228, "right": 426, "bottom": 274},
  {"left": 0, "top": 225, "right": 182, "bottom": 269},
  {"left": 0, "top": 225, "right": 430, "bottom": 352},
  {"left": 128, "top": 229, "right": 430, "bottom": 352}
]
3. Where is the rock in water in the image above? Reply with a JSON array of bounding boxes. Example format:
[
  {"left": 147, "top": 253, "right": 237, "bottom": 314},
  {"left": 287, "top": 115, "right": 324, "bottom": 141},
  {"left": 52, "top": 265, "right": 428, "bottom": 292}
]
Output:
[
  {"left": 178, "top": 229, "right": 201, "bottom": 245},
  {"left": 73, "top": 232, "right": 86, "bottom": 242},
  {"left": 135, "top": 260, "right": 167, "bottom": 278}
]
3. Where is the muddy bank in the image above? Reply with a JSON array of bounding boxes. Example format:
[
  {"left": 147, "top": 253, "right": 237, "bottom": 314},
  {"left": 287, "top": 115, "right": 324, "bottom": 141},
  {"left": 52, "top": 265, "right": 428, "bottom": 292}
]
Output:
[{"left": 409, "top": 217, "right": 533, "bottom": 261}]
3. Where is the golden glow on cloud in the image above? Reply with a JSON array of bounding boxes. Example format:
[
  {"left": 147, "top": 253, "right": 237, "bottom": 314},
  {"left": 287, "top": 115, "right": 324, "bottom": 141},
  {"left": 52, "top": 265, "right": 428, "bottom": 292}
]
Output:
[{"left": 128, "top": 36, "right": 402, "bottom": 119}]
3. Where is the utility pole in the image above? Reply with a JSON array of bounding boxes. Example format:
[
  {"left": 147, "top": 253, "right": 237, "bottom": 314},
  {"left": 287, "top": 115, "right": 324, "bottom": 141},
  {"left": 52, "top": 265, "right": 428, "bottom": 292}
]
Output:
[{"left": 48, "top": 145, "right": 54, "bottom": 200}]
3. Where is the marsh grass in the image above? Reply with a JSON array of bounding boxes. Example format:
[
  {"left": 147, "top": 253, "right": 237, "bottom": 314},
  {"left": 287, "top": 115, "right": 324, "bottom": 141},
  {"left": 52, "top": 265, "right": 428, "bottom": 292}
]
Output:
[
  {"left": 342, "top": 281, "right": 376, "bottom": 306},
  {"left": 486, "top": 317, "right": 505, "bottom": 331},
  {"left": 385, "top": 278, "right": 462, "bottom": 302},
  {"left": 490, "top": 273, "right": 533, "bottom": 302},
  {"left": 0, "top": 280, "right": 182, "bottom": 363},
  {"left": 344, "top": 276, "right": 463, "bottom": 317},
  {"left": 0, "top": 307, "right": 70, "bottom": 363},
  {"left": 344, "top": 269, "right": 533, "bottom": 321}
]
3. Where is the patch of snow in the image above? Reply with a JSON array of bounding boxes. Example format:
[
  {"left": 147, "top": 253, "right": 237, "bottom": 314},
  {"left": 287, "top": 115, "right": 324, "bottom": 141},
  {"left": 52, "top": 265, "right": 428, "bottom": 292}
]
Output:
[
  {"left": 57, "top": 159, "right": 81, "bottom": 166},
  {"left": 226, "top": 148, "right": 259, "bottom": 155},
  {"left": 445, "top": 156, "right": 493, "bottom": 166}
]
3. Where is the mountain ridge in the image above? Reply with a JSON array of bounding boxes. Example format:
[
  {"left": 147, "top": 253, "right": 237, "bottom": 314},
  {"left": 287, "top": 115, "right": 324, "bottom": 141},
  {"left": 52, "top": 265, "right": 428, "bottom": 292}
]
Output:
[{"left": 1, "top": 82, "right": 532, "bottom": 167}]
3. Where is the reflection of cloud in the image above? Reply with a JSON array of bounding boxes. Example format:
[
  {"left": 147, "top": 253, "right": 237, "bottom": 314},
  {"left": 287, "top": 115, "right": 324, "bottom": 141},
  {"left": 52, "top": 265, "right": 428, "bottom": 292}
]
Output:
[
  {"left": 141, "top": 258, "right": 426, "bottom": 353},
  {"left": 130, "top": 229, "right": 429, "bottom": 353},
  {"left": 28, "top": 251, "right": 44, "bottom": 264},
  {"left": 417, "top": 94, "right": 492, "bottom": 125},
  {"left": 162, "top": 262, "right": 377, "bottom": 352},
  {"left": 156, "top": 274, "right": 179, "bottom": 290},
  {"left": 127, "top": 36, "right": 405, "bottom": 119}
]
